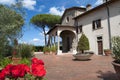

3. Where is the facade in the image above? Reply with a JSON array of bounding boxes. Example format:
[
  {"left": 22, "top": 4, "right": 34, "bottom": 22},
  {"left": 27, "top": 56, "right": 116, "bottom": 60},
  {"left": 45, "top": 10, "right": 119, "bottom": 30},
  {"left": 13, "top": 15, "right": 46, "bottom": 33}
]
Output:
[{"left": 47, "top": 0, "right": 120, "bottom": 55}]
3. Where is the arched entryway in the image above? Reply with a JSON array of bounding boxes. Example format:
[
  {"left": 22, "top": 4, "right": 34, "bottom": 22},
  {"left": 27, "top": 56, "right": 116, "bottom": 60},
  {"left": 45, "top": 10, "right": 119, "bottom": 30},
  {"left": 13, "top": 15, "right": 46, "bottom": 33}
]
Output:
[{"left": 60, "top": 30, "right": 75, "bottom": 53}]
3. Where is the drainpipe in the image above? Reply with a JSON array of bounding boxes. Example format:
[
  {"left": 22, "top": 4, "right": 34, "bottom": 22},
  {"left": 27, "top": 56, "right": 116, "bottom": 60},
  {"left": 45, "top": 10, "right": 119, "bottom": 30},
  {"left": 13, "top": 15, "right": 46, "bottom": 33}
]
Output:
[{"left": 106, "top": 0, "right": 112, "bottom": 49}]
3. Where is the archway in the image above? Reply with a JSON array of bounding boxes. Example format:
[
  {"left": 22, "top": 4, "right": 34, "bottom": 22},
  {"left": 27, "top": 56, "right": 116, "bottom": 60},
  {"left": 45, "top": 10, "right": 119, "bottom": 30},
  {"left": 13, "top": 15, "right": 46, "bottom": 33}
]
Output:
[{"left": 60, "top": 30, "right": 75, "bottom": 53}]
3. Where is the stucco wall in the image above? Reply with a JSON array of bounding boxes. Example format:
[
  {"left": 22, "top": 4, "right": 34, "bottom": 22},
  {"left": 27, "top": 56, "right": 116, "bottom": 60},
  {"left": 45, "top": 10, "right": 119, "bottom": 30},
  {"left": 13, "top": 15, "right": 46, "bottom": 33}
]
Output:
[
  {"left": 61, "top": 9, "right": 85, "bottom": 26},
  {"left": 76, "top": 1, "right": 120, "bottom": 55},
  {"left": 109, "top": 0, "right": 120, "bottom": 37},
  {"left": 62, "top": 10, "right": 75, "bottom": 26}
]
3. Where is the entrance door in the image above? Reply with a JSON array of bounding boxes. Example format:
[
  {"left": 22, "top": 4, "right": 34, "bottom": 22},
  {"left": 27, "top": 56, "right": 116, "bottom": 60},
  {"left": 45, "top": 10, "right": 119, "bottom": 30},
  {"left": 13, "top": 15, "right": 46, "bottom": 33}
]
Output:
[
  {"left": 97, "top": 41, "right": 103, "bottom": 55},
  {"left": 67, "top": 37, "right": 70, "bottom": 52}
]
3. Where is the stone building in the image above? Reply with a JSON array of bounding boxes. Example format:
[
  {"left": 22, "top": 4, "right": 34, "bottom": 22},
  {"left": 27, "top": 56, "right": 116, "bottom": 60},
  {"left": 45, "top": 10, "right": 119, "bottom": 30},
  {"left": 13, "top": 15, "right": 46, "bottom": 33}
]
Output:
[{"left": 47, "top": 0, "right": 120, "bottom": 55}]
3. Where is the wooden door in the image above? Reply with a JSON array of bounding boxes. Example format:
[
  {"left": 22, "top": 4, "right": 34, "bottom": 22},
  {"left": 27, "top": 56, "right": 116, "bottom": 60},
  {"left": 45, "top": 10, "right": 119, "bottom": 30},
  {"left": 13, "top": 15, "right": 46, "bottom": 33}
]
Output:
[{"left": 97, "top": 41, "right": 103, "bottom": 55}]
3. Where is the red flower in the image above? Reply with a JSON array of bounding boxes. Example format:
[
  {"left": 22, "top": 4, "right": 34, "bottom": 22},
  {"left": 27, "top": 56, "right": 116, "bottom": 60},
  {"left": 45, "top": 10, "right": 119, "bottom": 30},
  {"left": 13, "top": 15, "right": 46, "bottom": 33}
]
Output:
[
  {"left": 10, "top": 64, "right": 30, "bottom": 78},
  {"left": 2, "top": 64, "right": 12, "bottom": 76},
  {"left": 2, "top": 64, "right": 30, "bottom": 78},
  {"left": 10, "top": 65, "right": 20, "bottom": 78},
  {"left": 1, "top": 58, "right": 46, "bottom": 79},
  {"left": 31, "top": 64, "right": 46, "bottom": 77},
  {"left": 32, "top": 58, "right": 44, "bottom": 65},
  {"left": 0, "top": 72, "right": 5, "bottom": 80},
  {"left": 19, "top": 64, "right": 30, "bottom": 77},
  {"left": 31, "top": 58, "right": 46, "bottom": 77}
]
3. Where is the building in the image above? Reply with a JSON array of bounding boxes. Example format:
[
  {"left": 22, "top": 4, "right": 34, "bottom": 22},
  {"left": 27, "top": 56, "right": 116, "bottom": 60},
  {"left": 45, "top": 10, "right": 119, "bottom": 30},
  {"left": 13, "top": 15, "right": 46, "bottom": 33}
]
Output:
[{"left": 47, "top": 0, "right": 120, "bottom": 55}]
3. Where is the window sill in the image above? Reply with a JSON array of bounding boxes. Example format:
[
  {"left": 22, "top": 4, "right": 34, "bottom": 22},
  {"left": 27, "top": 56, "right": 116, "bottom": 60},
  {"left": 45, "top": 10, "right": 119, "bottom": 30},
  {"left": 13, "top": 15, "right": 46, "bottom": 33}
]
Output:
[{"left": 93, "top": 27, "right": 103, "bottom": 31}]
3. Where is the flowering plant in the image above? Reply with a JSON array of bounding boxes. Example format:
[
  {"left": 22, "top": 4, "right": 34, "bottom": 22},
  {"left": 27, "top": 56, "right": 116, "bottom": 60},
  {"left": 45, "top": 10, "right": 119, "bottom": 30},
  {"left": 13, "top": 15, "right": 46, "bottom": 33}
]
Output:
[{"left": 0, "top": 58, "right": 46, "bottom": 80}]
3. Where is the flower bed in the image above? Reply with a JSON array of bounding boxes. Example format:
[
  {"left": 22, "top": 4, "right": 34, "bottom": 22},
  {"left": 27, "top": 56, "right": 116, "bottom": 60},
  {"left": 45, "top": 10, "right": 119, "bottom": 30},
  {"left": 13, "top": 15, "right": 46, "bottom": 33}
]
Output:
[{"left": 0, "top": 58, "right": 46, "bottom": 80}]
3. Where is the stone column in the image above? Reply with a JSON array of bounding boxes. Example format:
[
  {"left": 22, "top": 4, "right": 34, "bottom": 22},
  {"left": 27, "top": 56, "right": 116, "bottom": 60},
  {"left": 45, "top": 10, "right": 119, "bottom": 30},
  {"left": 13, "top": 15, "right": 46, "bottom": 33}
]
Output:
[
  {"left": 57, "top": 31, "right": 62, "bottom": 55},
  {"left": 54, "top": 35, "right": 56, "bottom": 47},
  {"left": 51, "top": 36, "right": 53, "bottom": 47}
]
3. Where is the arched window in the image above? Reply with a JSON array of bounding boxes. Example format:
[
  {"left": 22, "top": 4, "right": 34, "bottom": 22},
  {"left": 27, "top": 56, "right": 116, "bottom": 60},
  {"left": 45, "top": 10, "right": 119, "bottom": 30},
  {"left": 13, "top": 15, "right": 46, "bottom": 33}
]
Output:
[{"left": 66, "top": 17, "right": 69, "bottom": 23}]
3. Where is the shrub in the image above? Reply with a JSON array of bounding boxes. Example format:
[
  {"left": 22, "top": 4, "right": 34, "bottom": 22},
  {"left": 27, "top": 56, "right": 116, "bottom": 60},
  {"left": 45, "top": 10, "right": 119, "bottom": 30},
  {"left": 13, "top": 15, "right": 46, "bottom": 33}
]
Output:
[
  {"left": 77, "top": 34, "right": 89, "bottom": 53},
  {"left": 19, "top": 58, "right": 31, "bottom": 66},
  {"left": 50, "top": 46, "right": 57, "bottom": 52},
  {"left": 112, "top": 36, "right": 120, "bottom": 63},
  {"left": 18, "top": 44, "right": 34, "bottom": 59},
  {"left": 0, "top": 58, "right": 12, "bottom": 68},
  {"left": 34, "top": 46, "right": 44, "bottom": 52},
  {"left": 43, "top": 46, "right": 50, "bottom": 52},
  {"left": 0, "top": 41, "right": 13, "bottom": 58}
]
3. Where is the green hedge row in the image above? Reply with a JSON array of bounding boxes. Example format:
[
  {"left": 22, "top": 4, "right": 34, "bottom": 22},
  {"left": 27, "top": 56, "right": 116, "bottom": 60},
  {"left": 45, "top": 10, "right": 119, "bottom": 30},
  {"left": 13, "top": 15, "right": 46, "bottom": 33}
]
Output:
[{"left": 34, "top": 46, "right": 44, "bottom": 52}]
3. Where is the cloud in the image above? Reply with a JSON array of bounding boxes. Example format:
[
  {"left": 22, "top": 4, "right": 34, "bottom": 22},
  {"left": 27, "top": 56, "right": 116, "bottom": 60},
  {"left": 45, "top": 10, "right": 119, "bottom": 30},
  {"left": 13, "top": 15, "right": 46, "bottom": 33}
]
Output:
[
  {"left": 94, "top": 0, "right": 103, "bottom": 6},
  {"left": 80, "top": 5, "right": 85, "bottom": 8},
  {"left": 32, "top": 38, "right": 40, "bottom": 42},
  {"left": 74, "top": 0, "right": 80, "bottom": 4},
  {"left": 0, "top": 0, "right": 16, "bottom": 5},
  {"left": 22, "top": 0, "right": 36, "bottom": 10},
  {"left": 31, "top": 38, "right": 45, "bottom": 46},
  {"left": 38, "top": 5, "right": 45, "bottom": 12},
  {"left": 49, "top": 6, "right": 65, "bottom": 16}
]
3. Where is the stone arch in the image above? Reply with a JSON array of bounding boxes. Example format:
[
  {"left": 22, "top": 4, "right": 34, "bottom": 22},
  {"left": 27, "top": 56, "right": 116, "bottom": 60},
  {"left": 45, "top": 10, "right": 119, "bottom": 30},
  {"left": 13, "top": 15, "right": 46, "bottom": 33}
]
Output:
[{"left": 60, "top": 30, "right": 76, "bottom": 53}]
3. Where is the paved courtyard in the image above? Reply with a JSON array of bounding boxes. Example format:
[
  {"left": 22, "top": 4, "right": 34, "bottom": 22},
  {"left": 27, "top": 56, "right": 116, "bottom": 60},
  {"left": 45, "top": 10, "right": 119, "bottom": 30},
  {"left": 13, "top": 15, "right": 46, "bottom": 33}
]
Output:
[{"left": 35, "top": 53, "right": 119, "bottom": 80}]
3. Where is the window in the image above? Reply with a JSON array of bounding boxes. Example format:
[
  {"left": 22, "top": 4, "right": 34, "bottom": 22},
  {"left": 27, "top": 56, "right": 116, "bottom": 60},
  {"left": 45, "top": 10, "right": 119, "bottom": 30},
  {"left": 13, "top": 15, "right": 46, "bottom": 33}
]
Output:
[
  {"left": 66, "top": 17, "right": 69, "bottom": 23},
  {"left": 76, "top": 25, "right": 82, "bottom": 34},
  {"left": 79, "top": 25, "right": 83, "bottom": 33},
  {"left": 97, "top": 36, "right": 102, "bottom": 41},
  {"left": 92, "top": 19, "right": 101, "bottom": 30}
]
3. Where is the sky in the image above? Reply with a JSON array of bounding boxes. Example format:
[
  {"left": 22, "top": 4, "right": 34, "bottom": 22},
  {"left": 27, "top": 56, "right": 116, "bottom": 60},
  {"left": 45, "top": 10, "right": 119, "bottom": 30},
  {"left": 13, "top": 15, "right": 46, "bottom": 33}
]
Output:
[{"left": 0, "top": 0, "right": 103, "bottom": 46}]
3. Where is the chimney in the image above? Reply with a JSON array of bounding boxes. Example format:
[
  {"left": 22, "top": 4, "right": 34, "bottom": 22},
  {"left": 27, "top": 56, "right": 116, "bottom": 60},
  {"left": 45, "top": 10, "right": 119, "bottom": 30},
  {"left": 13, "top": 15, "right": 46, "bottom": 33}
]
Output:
[
  {"left": 86, "top": 4, "right": 92, "bottom": 11},
  {"left": 103, "top": 0, "right": 110, "bottom": 3}
]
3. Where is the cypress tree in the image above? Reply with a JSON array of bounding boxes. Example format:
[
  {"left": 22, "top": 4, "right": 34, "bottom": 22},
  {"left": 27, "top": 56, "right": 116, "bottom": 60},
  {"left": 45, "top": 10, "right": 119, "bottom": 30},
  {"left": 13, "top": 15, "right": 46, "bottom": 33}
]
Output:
[{"left": 77, "top": 34, "right": 90, "bottom": 53}]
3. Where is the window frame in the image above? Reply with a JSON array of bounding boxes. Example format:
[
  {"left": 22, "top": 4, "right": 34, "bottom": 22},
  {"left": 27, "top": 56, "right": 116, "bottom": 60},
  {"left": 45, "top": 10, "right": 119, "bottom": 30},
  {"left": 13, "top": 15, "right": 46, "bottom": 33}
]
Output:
[{"left": 92, "top": 19, "right": 102, "bottom": 30}]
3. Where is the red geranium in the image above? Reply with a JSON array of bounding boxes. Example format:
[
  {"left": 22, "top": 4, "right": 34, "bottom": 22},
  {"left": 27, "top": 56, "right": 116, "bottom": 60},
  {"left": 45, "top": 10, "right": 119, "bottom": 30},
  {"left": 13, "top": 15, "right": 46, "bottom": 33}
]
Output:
[
  {"left": 0, "top": 72, "right": 5, "bottom": 80},
  {"left": 31, "top": 64, "right": 46, "bottom": 77},
  {"left": 16, "top": 64, "right": 30, "bottom": 78},
  {"left": 2, "top": 64, "right": 30, "bottom": 78},
  {"left": 10, "top": 64, "right": 30, "bottom": 78},
  {"left": 10, "top": 65, "right": 21, "bottom": 78},
  {"left": 32, "top": 58, "right": 44, "bottom": 65},
  {"left": 0, "top": 58, "right": 46, "bottom": 79},
  {"left": 31, "top": 58, "right": 46, "bottom": 77},
  {"left": 2, "top": 64, "right": 12, "bottom": 76}
]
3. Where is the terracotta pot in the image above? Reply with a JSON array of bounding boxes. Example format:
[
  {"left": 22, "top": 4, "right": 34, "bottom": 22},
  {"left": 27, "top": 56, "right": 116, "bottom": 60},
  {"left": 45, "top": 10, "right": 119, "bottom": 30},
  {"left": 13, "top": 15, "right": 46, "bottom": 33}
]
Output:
[
  {"left": 44, "top": 52, "right": 50, "bottom": 55},
  {"left": 104, "top": 50, "right": 111, "bottom": 56},
  {"left": 12, "top": 57, "right": 21, "bottom": 65},
  {"left": 52, "top": 52, "right": 57, "bottom": 55},
  {"left": 112, "top": 61, "right": 120, "bottom": 78}
]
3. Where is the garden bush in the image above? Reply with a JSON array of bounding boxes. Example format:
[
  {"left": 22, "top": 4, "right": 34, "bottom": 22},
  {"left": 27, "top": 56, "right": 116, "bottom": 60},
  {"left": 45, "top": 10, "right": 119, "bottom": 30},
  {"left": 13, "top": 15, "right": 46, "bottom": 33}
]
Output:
[
  {"left": 0, "top": 58, "right": 12, "bottom": 68},
  {"left": 112, "top": 36, "right": 120, "bottom": 62},
  {"left": 50, "top": 46, "right": 57, "bottom": 52},
  {"left": 43, "top": 46, "right": 50, "bottom": 52},
  {"left": 18, "top": 58, "right": 31, "bottom": 66},
  {"left": 18, "top": 44, "right": 34, "bottom": 58}
]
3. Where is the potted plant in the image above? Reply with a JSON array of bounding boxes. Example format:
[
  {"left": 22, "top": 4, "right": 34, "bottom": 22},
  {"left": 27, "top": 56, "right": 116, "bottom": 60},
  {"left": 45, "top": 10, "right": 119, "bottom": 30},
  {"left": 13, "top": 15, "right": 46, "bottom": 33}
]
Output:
[
  {"left": 51, "top": 46, "right": 57, "bottom": 55},
  {"left": 73, "top": 34, "right": 94, "bottom": 60},
  {"left": 104, "top": 49, "right": 111, "bottom": 56},
  {"left": 43, "top": 46, "right": 50, "bottom": 55},
  {"left": 111, "top": 36, "right": 120, "bottom": 77}
]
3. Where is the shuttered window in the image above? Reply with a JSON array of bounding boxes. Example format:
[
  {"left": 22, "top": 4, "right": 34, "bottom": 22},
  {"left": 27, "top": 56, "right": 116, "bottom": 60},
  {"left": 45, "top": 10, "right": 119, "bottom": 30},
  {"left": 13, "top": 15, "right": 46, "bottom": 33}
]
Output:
[{"left": 92, "top": 19, "right": 101, "bottom": 30}]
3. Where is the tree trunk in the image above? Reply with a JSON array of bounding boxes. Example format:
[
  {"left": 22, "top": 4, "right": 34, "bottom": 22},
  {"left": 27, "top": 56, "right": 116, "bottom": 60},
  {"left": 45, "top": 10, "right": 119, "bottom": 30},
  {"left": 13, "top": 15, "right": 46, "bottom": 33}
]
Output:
[
  {"left": 43, "top": 27, "right": 47, "bottom": 46},
  {"left": 82, "top": 50, "right": 84, "bottom": 54},
  {"left": 47, "top": 35, "right": 50, "bottom": 46}
]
